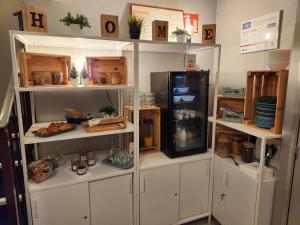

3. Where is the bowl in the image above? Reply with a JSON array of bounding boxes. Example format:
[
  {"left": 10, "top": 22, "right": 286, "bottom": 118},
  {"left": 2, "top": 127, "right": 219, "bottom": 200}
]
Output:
[
  {"left": 182, "top": 95, "right": 195, "bottom": 102},
  {"left": 176, "top": 87, "right": 190, "bottom": 94},
  {"left": 173, "top": 96, "right": 182, "bottom": 103}
]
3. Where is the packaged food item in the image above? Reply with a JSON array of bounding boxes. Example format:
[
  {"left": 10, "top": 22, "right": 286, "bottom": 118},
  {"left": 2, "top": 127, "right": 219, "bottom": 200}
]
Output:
[
  {"left": 216, "top": 137, "right": 230, "bottom": 158},
  {"left": 29, "top": 160, "right": 53, "bottom": 183}
]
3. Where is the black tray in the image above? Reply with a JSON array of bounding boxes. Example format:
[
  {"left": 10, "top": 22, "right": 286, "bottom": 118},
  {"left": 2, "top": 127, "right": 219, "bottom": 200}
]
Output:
[{"left": 32, "top": 125, "right": 76, "bottom": 137}]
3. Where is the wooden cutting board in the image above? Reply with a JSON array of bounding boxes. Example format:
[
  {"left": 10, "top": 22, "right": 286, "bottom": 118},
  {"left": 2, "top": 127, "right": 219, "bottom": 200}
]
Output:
[
  {"left": 84, "top": 122, "right": 127, "bottom": 133},
  {"left": 81, "top": 116, "right": 127, "bottom": 127}
]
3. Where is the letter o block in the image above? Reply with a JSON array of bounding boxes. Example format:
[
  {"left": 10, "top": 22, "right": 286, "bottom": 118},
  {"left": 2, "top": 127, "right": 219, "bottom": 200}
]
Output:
[
  {"left": 101, "top": 14, "right": 119, "bottom": 38},
  {"left": 152, "top": 20, "right": 168, "bottom": 41}
]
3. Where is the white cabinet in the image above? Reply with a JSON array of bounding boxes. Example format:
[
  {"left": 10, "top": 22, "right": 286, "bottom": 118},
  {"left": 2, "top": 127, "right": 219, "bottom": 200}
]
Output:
[
  {"left": 179, "top": 159, "right": 210, "bottom": 220},
  {"left": 140, "top": 165, "right": 179, "bottom": 225},
  {"left": 213, "top": 156, "right": 275, "bottom": 225},
  {"left": 30, "top": 183, "right": 90, "bottom": 225},
  {"left": 89, "top": 174, "right": 133, "bottom": 225}
]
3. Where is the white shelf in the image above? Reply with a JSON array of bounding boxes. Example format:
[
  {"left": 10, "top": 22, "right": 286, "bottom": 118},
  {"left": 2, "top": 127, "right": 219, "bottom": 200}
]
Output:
[
  {"left": 216, "top": 119, "right": 281, "bottom": 139},
  {"left": 28, "top": 152, "right": 134, "bottom": 193},
  {"left": 17, "top": 84, "right": 134, "bottom": 92},
  {"left": 24, "top": 121, "right": 135, "bottom": 144},
  {"left": 139, "top": 149, "right": 213, "bottom": 171}
]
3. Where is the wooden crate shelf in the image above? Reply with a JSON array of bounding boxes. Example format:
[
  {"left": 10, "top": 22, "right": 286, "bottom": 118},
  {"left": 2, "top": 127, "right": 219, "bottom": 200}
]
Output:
[
  {"left": 124, "top": 106, "right": 161, "bottom": 155},
  {"left": 217, "top": 95, "right": 245, "bottom": 119},
  {"left": 18, "top": 52, "right": 71, "bottom": 87},
  {"left": 244, "top": 70, "right": 289, "bottom": 134},
  {"left": 86, "top": 56, "right": 127, "bottom": 85}
]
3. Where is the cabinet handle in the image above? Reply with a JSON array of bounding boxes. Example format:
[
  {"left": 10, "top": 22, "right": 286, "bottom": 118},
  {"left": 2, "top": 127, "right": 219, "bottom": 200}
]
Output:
[
  {"left": 140, "top": 176, "right": 145, "bottom": 193},
  {"left": 221, "top": 193, "right": 226, "bottom": 201},
  {"left": 31, "top": 200, "right": 38, "bottom": 219},
  {"left": 223, "top": 171, "right": 228, "bottom": 187}
]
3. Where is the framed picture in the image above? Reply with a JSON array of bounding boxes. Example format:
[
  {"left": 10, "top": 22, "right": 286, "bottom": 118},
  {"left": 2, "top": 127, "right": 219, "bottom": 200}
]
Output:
[{"left": 130, "top": 3, "right": 184, "bottom": 41}]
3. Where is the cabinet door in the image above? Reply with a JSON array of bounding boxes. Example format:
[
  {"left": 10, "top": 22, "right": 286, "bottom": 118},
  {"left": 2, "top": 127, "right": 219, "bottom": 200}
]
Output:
[
  {"left": 140, "top": 165, "right": 179, "bottom": 225},
  {"left": 226, "top": 166, "right": 257, "bottom": 225},
  {"left": 90, "top": 174, "right": 133, "bottom": 225},
  {"left": 179, "top": 159, "right": 210, "bottom": 219},
  {"left": 30, "top": 183, "right": 90, "bottom": 225},
  {"left": 212, "top": 157, "right": 227, "bottom": 225}
]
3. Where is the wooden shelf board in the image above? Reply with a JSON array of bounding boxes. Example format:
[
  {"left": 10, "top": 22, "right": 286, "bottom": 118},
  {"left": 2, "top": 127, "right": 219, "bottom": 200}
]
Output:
[
  {"left": 24, "top": 121, "right": 135, "bottom": 145},
  {"left": 217, "top": 95, "right": 245, "bottom": 99},
  {"left": 216, "top": 119, "right": 281, "bottom": 139},
  {"left": 139, "top": 149, "right": 213, "bottom": 171},
  {"left": 28, "top": 152, "right": 134, "bottom": 193}
]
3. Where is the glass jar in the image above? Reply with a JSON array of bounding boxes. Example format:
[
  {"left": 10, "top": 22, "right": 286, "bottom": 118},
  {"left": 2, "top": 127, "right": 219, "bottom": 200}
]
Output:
[
  {"left": 111, "top": 72, "right": 121, "bottom": 84},
  {"left": 216, "top": 138, "right": 230, "bottom": 158},
  {"left": 71, "top": 155, "right": 80, "bottom": 171},
  {"left": 241, "top": 141, "right": 255, "bottom": 163},
  {"left": 77, "top": 160, "right": 88, "bottom": 175},
  {"left": 87, "top": 152, "right": 96, "bottom": 166},
  {"left": 231, "top": 136, "right": 242, "bottom": 155}
]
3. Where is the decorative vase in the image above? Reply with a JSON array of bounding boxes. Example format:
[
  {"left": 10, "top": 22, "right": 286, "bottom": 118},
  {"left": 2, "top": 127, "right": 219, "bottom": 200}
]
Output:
[
  {"left": 176, "top": 34, "right": 187, "bottom": 43},
  {"left": 82, "top": 78, "right": 89, "bottom": 87},
  {"left": 70, "top": 24, "right": 83, "bottom": 34},
  {"left": 129, "top": 27, "right": 141, "bottom": 39},
  {"left": 71, "top": 78, "right": 78, "bottom": 87}
]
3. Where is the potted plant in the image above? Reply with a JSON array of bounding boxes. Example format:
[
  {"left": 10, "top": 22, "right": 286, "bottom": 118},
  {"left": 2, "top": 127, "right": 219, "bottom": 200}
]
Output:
[
  {"left": 171, "top": 27, "right": 189, "bottom": 43},
  {"left": 99, "top": 106, "right": 117, "bottom": 118},
  {"left": 60, "top": 12, "right": 91, "bottom": 33},
  {"left": 81, "top": 63, "right": 89, "bottom": 87},
  {"left": 70, "top": 64, "right": 79, "bottom": 87},
  {"left": 127, "top": 15, "right": 143, "bottom": 39}
]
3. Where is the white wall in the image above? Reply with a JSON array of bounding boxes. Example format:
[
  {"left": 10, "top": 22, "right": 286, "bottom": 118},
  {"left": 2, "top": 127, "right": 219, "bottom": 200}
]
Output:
[{"left": 216, "top": 0, "right": 298, "bottom": 88}]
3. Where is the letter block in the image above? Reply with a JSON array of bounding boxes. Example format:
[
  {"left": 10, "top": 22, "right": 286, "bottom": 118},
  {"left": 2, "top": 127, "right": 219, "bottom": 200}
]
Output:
[
  {"left": 101, "top": 14, "right": 119, "bottom": 38},
  {"left": 14, "top": 4, "right": 47, "bottom": 32},
  {"left": 152, "top": 20, "right": 168, "bottom": 41},
  {"left": 202, "top": 24, "right": 216, "bottom": 44}
]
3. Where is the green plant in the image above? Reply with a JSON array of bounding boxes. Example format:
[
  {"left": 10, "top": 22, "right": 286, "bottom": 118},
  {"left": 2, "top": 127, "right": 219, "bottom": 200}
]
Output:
[
  {"left": 127, "top": 15, "right": 143, "bottom": 30},
  {"left": 70, "top": 65, "right": 79, "bottom": 79},
  {"left": 60, "top": 12, "right": 91, "bottom": 29},
  {"left": 99, "top": 106, "right": 117, "bottom": 116},
  {"left": 170, "top": 27, "right": 188, "bottom": 37}
]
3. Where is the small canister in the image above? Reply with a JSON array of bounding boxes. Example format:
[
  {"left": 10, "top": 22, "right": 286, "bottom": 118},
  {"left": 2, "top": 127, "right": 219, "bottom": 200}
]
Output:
[
  {"left": 87, "top": 152, "right": 96, "bottom": 166},
  {"left": 216, "top": 137, "right": 231, "bottom": 158},
  {"left": 231, "top": 136, "right": 242, "bottom": 155},
  {"left": 241, "top": 141, "right": 255, "bottom": 163},
  {"left": 71, "top": 155, "right": 80, "bottom": 171}
]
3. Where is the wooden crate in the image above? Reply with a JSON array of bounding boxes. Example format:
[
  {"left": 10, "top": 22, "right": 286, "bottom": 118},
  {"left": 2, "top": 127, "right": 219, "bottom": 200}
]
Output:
[
  {"left": 86, "top": 57, "right": 127, "bottom": 85},
  {"left": 124, "top": 106, "right": 161, "bottom": 155},
  {"left": 217, "top": 95, "right": 245, "bottom": 119},
  {"left": 244, "top": 70, "right": 289, "bottom": 134},
  {"left": 18, "top": 52, "right": 71, "bottom": 87}
]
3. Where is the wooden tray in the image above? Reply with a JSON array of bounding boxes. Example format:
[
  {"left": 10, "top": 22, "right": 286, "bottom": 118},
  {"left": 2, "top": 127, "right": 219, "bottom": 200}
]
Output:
[
  {"left": 32, "top": 125, "right": 76, "bottom": 137},
  {"left": 84, "top": 122, "right": 127, "bottom": 133}
]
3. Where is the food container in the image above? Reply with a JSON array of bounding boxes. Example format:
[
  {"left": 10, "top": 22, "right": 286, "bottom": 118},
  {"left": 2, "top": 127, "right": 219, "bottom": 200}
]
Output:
[
  {"left": 32, "top": 71, "right": 45, "bottom": 86},
  {"left": 173, "top": 96, "right": 181, "bottom": 103},
  {"left": 95, "top": 72, "right": 107, "bottom": 84},
  {"left": 176, "top": 87, "right": 190, "bottom": 94},
  {"left": 216, "top": 138, "right": 231, "bottom": 158},
  {"left": 77, "top": 160, "right": 88, "bottom": 175},
  {"left": 52, "top": 71, "right": 63, "bottom": 85},
  {"left": 231, "top": 136, "right": 242, "bottom": 155},
  {"left": 189, "top": 110, "right": 196, "bottom": 118},
  {"left": 181, "top": 95, "right": 195, "bottom": 102},
  {"left": 87, "top": 152, "right": 96, "bottom": 166},
  {"left": 29, "top": 160, "right": 53, "bottom": 183},
  {"left": 71, "top": 155, "right": 80, "bottom": 171},
  {"left": 111, "top": 72, "right": 121, "bottom": 84},
  {"left": 80, "top": 151, "right": 87, "bottom": 161},
  {"left": 241, "top": 142, "right": 255, "bottom": 163},
  {"left": 44, "top": 72, "right": 53, "bottom": 85}
]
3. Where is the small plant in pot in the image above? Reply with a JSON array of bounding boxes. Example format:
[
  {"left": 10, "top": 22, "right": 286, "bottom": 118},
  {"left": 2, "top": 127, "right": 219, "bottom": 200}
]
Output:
[
  {"left": 60, "top": 12, "right": 91, "bottom": 32},
  {"left": 81, "top": 63, "right": 89, "bottom": 87},
  {"left": 70, "top": 65, "right": 79, "bottom": 87},
  {"left": 99, "top": 106, "right": 118, "bottom": 118},
  {"left": 171, "top": 27, "right": 189, "bottom": 43},
  {"left": 128, "top": 15, "right": 143, "bottom": 39}
]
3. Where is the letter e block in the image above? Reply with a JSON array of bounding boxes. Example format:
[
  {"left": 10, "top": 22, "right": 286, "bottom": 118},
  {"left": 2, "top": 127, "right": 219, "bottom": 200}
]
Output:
[
  {"left": 202, "top": 24, "right": 216, "bottom": 44},
  {"left": 152, "top": 20, "right": 168, "bottom": 41}
]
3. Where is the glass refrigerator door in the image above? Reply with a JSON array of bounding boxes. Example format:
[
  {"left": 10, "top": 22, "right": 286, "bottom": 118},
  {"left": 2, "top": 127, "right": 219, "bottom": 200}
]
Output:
[{"left": 171, "top": 72, "right": 208, "bottom": 155}]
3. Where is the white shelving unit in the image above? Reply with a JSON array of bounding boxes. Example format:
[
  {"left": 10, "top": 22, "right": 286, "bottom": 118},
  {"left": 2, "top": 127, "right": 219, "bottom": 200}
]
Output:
[{"left": 9, "top": 30, "right": 221, "bottom": 225}]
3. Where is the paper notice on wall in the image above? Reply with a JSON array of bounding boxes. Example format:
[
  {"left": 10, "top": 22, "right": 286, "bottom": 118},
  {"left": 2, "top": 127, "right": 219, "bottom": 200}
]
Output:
[
  {"left": 184, "top": 13, "right": 199, "bottom": 33},
  {"left": 240, "top": 11, "right": 281, "bottom": 54}
]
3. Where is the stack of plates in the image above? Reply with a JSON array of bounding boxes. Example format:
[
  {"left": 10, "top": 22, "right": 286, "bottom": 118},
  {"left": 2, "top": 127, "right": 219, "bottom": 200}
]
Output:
[{"left": 255, "top": 96, "right": 277, "bottom": 128}]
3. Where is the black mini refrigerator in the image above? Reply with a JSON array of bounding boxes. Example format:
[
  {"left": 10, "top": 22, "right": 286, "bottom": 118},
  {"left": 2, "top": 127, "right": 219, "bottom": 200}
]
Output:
[{"left": 151, "top": 71, "right": 209, "bottom": 158}]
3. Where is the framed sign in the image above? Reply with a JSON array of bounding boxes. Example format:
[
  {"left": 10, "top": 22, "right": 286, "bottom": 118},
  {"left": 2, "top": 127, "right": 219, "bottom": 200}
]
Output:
[
  {"left": 184, "top": 13, "right": 199, "bottom": 33},
  {"left": 240, "top": 11, "right": 281, "bottom": 54},
  {"left": 130, "top": 4, "right": 184, "bottom": 41}
]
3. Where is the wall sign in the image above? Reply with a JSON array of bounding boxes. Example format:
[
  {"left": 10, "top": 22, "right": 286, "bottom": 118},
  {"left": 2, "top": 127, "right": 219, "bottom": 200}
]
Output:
[
  {"left": 152, "top": 20, "right": 168, "bottom": 41},
  {"left": 202, "top": 24, "right": 216, "bottom": 44},
  {"left": 240, "top": 11, "right": 281, "bottom": 54},
  {"left": 184, "top": 13, "right": 198, "bottom": 33},
  {"left": 101, "top": 14, "right": 119, "bottom": 38},
  {"left": 130, "top": 3, "right": 184, "bottom": 42},
  {"left": 13, "top": 4, "right": 47, "bottom": 32}
]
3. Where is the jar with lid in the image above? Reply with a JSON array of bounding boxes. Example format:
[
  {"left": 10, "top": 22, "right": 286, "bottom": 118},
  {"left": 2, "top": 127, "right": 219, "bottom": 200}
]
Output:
[
  {"left": 231, "top": 136, "right": 242, "bottom": 155},
  {"left": 216, "top": 138, "right": 231, "bottom": 158},
  {"left": 241, "top": 141, "right": 255, "bottom": 163}
]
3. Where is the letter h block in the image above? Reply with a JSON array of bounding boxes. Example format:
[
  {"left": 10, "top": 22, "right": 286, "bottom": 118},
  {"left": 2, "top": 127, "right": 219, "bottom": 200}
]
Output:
[{"left": 152, "top": 20, "right": 168, "bottom": 41}]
